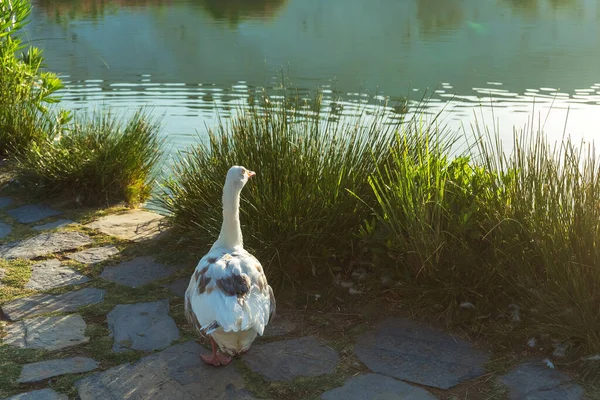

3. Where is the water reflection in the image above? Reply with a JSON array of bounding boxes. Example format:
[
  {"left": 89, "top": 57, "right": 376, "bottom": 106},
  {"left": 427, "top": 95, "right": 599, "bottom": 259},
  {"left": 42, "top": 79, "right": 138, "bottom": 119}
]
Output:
[
  {"left": 416, "top": 0, "right": 464, "bottom": 37},
  {"left": 502, "top": 0, "right": 582, "bottom": 16},
  {"left": 36, "top": 0, "right": 173, "bottom": 21},
  {"left": 35, "top": 0, "right": 287, "bottom": 23},
  {"left": 26, "top": 0, "right": 600, "bottom": 157},
  {"left": 199, "top": 0, "right": 288, "bottom": 23}
]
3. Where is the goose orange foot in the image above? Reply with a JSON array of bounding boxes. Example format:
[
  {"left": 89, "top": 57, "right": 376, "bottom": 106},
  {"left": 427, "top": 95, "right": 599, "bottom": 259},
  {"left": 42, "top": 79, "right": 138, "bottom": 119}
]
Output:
[{"left": 201, "top": 337, "right": 232, "bottom": 367}]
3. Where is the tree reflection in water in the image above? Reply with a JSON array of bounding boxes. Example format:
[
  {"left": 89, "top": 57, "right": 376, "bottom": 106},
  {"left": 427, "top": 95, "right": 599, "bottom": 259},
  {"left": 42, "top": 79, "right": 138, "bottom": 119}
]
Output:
[
  {"left": 416, "top": 0, "right": 465, "bottom": 38},
  {"left": 34, "top": 0, "right": 287, "bottom": 23},
  {"left": 199, "top": 0, "right": 287, "bottom": 24}
]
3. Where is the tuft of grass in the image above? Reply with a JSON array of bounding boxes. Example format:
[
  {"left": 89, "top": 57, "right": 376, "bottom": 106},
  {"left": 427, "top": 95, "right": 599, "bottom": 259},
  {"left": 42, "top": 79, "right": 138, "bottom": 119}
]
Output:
[
  {"left": 362, "top": 128, "right": 515, "bottom": 320},
  {"left": 14, "top": 109, "right": 164, "bottom": 207},
  {"left": 82, "top": 322, "right": 144, "bottom": 366},
  {"left": 51, "top": 371, "right": 95, "bottom": 398},
  {"left": 475, "top": 125, "right": 600, "bottom": 373},
  {"left": 159, "top": 90, "right": 398, "bottom": 284},
  {"left": 363, "top": 114, "right": 600, "bottom": 376},
  {"left": 78, "top": 279, "right": 173, "bottom": 318},
  {"left": 0, "top": 345, "right": 49, "bottom": 398},
  {"left": 0, "top": 104, "right": 53, "bottom": 158},
  {"left": 0, "top": 258, "right": 34, "bottom": 303}
]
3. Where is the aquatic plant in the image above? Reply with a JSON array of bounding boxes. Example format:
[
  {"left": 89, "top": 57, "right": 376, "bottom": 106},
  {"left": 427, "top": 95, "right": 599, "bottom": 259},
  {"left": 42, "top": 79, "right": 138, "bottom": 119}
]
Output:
[
  {"left": 365, "top": 118, "right": 600, "bottom": 371},
  {"left": 15, "top": 109, "right": 163, "bottom": 206},
  {"left": 159, "top": 91, "right": 398, "bottom": 284}
]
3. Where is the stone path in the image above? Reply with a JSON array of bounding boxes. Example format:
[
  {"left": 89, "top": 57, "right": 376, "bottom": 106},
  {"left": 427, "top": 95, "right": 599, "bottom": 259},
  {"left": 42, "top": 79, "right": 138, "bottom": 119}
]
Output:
[
  {"left": 244, "top": 336, "right": 339, "bottom": 381},
  {"left": 6, "top": 204, "right": 62, "bottom": 224},
  {"left": 499, "top": 362, "right": 585, "bottom": 399},
  {"left": 4, "top": 389, "right": 67, "bottom": 400},
  {"left": 32, "top": 219, "right": 75, "bottom": 231},
  {"left": 66, "top": 245, "right": 119, "bottom": 265},
  {"left": 1, "top": 288, "right": 106, "bottom": 321},
  {"left": 107, "top": 299, "right": 180, "bottom": 352},
  {"left": 24, "top": 260, "right": 89, "bottom": 291},
  {"left": 99, "top": 256, "right": 176, "bottom": 288},
  {"left": 0, "top": 221, "right": 11, "bottom": 239},
  {"left": 84, "top": 210, "right": 166, "bottom": 242},
  {"left": 75, "top": 341, "right": 251, "bottom": 400},
  {"left": 355, "top": 317, "right": 490, "bottom": 390},
  {"left": 321, "top": 373, "right": 438, "bottom": 400},
  {"left": 17, "top": 357, "right": 98, "bottom": 383},
  {"left": 0, "top": 196, "right": 12, "bottom": 209},
  {"left": 0, "top": 232, "right": 92, "bottom": 260},
  {"left": 0, "top": 198, "right": 589, "bottom": 399},
  {"left": 4, "top": 314, "right": 89, "bottom": 351}
]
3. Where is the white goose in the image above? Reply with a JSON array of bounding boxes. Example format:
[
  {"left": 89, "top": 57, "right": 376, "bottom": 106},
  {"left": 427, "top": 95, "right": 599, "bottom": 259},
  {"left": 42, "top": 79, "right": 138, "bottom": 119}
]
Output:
[{"left": 184, "top": 165, "right": 275, "bottom": 366}]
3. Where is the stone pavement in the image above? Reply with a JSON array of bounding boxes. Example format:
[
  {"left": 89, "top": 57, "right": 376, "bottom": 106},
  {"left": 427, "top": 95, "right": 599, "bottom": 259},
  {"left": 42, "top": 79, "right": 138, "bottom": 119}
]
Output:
[{"left": 0, "top": 200, "right": 589, "bottom": 399}]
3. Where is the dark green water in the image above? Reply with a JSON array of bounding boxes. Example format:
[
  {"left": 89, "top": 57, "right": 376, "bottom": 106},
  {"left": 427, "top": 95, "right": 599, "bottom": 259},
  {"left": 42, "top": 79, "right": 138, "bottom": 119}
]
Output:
[{"left": 25, "top": 0, "right": 600, "bottom": 151}]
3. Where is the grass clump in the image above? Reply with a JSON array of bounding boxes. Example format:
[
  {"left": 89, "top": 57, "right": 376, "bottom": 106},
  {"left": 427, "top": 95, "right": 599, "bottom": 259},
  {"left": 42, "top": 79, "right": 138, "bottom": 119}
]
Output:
[
  {"left": 363, "top": 129, "right": 515, "bottom": 318},
  {"left": 0, "top": 345, "right": 48, "bottom": 398},
  {"left": 477, "top": 129, "right": 600, "bottom": 365},
  {"left": 15, "top": 110, "right": 164, "bottom": 206},
  {"left": 0, "top": 258, "right": 33, "bottom": 303},
  {"left": 0, "top": 0, "right": 63, "bottom": 156},
  {"left": 363, "top": 118, "right": 600, "bottom": 371},
  {"left": 160, "top": 91, "right": 397, "bottom": 283}
]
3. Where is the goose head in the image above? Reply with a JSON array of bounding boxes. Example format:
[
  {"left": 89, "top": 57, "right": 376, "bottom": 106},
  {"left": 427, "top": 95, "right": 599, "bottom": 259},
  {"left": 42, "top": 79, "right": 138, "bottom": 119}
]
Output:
[{"left": 225, "top": 165, "right": 256, "bottom": 191}]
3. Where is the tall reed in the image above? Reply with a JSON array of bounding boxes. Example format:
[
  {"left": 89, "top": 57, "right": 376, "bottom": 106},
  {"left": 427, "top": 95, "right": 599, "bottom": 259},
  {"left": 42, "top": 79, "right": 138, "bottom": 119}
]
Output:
[
  {"left": 16, "top": 109, "right": 163, "bottom": 206},
  {"left": 476, "top": 124, "right": 600, "bottom": 363},
  {"left": 160, "top": 91, "right": 398, "bottom": 282},
  {"left": 367, "top": 114, "right": 600, "bottom": 365}
]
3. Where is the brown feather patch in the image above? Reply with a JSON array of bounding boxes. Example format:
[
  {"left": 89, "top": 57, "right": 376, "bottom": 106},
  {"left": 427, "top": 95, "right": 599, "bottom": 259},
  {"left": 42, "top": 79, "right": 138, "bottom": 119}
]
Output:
[
  {"left": 217, "top": 274, "right": 251, "bottom": 297},
  {"left": 197, "top": 275, "right": 211, "bottom": 295},
  {"left": 194, "top": 264, "right": 212, "bottom": 295}
]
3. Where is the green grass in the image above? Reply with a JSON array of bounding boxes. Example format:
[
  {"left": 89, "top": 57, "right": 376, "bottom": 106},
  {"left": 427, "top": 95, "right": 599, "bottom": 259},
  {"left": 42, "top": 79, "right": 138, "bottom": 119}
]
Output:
[
  {"left": 0, "top": 104, "right": 52, "bottom": 158},
  {"left": 475, "top": 126, "right": 600, "bottom": 371},
  {"left": 360, "top": 118, "right": 600, "bottom": 376},
  {"left": 159, "top": 90, "right": 399, "bottom": 285},
  {"left": 361, "top": 129, "right": 515, "bottom": 320},
  {"left": 0, "top": 345, "right": 49, "bottom": 398},
  {"left": 0, "top": 258, "right": 34, "bottom": 303},
  {"left": 14, "top": 109, "right": 164, "bottom": 207},
  {"left": 160, "top": 91, "right": 600, "bottom": 379}
]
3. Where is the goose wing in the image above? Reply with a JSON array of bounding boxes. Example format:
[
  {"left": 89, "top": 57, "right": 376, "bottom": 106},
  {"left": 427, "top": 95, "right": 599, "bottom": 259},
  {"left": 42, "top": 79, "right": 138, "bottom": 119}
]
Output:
[{"left": 185, "top": 249, "right": 274, "bottom": 336}]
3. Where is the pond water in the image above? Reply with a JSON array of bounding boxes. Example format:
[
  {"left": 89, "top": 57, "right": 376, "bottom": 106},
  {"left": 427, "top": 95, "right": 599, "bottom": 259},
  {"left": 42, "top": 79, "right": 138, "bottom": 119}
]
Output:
[{"left": 25, "top": 0, "right": 600, "bottom": 154}]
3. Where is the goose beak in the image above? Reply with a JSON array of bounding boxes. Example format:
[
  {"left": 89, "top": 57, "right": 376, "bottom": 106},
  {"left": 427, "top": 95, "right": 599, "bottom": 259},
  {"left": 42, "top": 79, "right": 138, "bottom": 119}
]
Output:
[{"left": 246, "top": 170, "right": 256, "bottom": 179}]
